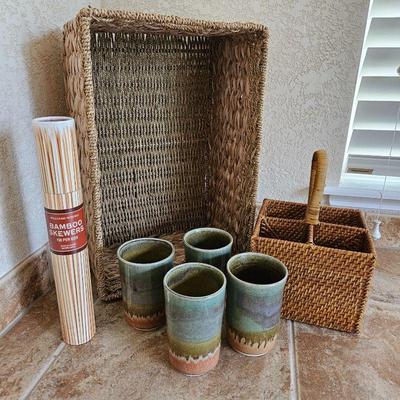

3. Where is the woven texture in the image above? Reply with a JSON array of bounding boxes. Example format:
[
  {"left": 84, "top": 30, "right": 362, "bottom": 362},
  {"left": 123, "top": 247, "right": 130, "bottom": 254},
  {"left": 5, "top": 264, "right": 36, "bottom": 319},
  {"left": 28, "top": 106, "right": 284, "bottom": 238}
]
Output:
[
  {"left": 252, "top": 199, "right": 376, "bottom": 333},
  {"left": 63, "top": 8, "right": 268, "bottom": 300}
]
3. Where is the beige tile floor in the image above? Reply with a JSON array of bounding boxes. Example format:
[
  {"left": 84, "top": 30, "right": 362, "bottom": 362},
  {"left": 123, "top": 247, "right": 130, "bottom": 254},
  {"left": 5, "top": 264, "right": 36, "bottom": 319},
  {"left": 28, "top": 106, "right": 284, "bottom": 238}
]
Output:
[{"left": 1, "top": 246, "right": 399, "bottom": 399}]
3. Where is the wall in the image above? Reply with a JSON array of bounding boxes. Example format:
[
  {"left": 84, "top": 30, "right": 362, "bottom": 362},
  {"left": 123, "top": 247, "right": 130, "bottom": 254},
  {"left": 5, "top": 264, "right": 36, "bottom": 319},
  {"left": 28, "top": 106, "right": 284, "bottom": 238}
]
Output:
[
  {"left": 0, "top": 0, "right": 368, "bottom": 279},
  {"left": 105, "top": 0, "right": 369, "bottom": 202},
  {"left": 0, "top": 0, "right": 102, "bottom": 279}
]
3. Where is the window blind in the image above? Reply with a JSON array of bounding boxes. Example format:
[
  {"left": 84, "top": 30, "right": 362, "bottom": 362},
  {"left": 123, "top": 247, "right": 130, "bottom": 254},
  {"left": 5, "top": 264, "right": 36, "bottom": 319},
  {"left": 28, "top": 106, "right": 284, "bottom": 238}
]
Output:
[{"left": 342, "top": 0, "right": 400, "bottom": 193}]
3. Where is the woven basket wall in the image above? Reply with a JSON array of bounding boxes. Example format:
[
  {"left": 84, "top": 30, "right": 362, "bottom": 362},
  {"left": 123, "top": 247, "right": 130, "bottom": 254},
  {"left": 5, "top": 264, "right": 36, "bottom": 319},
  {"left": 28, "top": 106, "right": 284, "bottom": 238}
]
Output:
[
  {"left": 251, "top": 199, "right": 376, "bottom": 333},
  {"left": 63, "top": 8, "right": 268, "bottom": 300}
]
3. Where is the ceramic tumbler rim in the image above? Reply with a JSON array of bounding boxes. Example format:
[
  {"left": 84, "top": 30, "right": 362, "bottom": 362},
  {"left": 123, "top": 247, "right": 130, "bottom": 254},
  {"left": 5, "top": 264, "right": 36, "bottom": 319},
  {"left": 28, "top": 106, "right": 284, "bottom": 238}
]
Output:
[
  {"left": 32, "top": 116, "right": 75, "bottom": 128},
  {"left": 227, "top": 252, "right": 288, "bottom": 288},
  {"left": 117, "top": 238, "right": 175, "bottom": 267},
  {"left": 183, "top": 227, "right": 233, "bottom": 253},
  {"left": 163, "top": 262, "right": 226, "bottom": 301}
]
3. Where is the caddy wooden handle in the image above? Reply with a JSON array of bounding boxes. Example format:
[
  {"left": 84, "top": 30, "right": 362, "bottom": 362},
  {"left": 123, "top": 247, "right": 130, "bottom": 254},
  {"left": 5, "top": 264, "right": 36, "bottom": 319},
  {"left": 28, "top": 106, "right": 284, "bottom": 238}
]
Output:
[
  {"left": 33, "top": 117, "right": 96, "bottom": 345},
  {"left": 305, "top": 150, "right": 328, "bottom": 225}
]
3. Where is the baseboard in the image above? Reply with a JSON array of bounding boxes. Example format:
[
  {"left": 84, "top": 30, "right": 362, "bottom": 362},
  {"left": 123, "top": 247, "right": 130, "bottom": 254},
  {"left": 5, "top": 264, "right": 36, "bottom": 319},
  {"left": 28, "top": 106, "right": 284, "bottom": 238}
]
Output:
[{"left": 0, "top": 245, "right": 53, "bottom": 334}]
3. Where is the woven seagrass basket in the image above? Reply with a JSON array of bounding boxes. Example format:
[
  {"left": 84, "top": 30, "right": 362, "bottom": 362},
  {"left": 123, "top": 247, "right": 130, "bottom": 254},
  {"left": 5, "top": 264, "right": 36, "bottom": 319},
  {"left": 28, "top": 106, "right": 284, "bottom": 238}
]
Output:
[
  {"left": 251, "top": 151, "right": 376, "bottom": 333},
  {"left": 63, "top": 8, "right": 268, "bottom": 300}
]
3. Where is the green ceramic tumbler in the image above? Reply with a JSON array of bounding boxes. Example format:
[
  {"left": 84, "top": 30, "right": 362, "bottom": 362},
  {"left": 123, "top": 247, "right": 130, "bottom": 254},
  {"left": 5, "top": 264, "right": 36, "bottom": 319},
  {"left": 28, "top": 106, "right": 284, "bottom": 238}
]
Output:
[
  {"left": 164, "top": 262, "right": 226, "bottom": 375},
  {"left": 226, "top": 252, "right": 288, "bottom": 356},
  {"left": 183, "top": 227, "right": 233, "bottom": 273},
  {"left": 117, "top": 238, "right": 175, "bottom": 331}
]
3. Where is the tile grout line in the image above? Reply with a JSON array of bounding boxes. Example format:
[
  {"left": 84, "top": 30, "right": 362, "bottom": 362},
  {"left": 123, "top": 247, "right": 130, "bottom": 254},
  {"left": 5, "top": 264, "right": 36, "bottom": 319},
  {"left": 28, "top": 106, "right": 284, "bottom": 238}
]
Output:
[
  {"left": 0, "top": 290, "right": 52, "bottom": 338},
  {"left": 21, "top": 342, "right": 66, "bottom": 400},
  {"left": 288, "top": 320, "right": 299, "bottom": 400},
  {"left": 0, "top": 306, "right": 32, "bottom": 337},
  {"left": 20, "top": 296, "right": 100, "bottom": 399}
]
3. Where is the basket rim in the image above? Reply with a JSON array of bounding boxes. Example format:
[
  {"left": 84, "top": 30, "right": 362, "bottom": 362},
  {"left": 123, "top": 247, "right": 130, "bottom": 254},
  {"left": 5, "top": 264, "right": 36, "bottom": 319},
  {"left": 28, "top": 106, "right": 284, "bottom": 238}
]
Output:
[
  {"left": 251, "top": 232, "right": 376, "bottom": 259},
  {"left": 70, "top": 7, "right": 269, "bottom": 36},
  {"left": 254, "top": 198, "right": 368, "bottom": 231},
  {"left": 259, "top": 198, "right": 367, "bottom": 215},
  {"left": 253, "top": 199, "right": 376, "bottom": 258}
]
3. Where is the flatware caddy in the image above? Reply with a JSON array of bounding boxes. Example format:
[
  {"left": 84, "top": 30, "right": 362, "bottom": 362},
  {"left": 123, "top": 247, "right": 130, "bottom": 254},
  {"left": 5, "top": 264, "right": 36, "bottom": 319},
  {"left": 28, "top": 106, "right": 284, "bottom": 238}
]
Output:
[{"left": 251, "top": 151, "right": 376, "bottom": 333}]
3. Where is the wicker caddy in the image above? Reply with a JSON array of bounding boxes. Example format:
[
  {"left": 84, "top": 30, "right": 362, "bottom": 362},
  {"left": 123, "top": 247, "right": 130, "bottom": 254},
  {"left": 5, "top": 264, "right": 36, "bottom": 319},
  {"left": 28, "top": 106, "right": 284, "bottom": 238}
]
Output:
[
  {"left": 251, "top": 151, "right": 376, "bottom": 333},
  {"left": 63, "top": 8, "right": 268, "bottom": 300}
]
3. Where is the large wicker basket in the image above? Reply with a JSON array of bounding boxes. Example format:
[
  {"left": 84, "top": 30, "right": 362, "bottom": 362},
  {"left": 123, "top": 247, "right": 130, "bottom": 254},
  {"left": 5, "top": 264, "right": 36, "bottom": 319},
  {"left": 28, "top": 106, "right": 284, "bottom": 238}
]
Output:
[
  {"left": 251, "top": 151, "right": 376, "bottom": 333},
  {"left": 63, "top": 8, "right": 268, "bottom": 300}
]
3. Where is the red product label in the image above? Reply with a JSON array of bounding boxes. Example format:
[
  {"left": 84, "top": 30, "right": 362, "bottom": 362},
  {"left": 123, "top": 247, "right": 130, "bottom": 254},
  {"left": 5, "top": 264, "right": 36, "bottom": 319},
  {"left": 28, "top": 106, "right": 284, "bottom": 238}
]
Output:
[{"left": 45, "top": 204, "right": 88, "bottom": 255}]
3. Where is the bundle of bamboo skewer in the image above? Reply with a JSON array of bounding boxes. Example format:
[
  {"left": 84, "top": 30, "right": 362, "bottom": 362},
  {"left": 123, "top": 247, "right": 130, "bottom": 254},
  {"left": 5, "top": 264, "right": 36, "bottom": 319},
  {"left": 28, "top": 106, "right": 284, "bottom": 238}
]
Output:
[{"left": 33, "top": 116, "right": 95, "bottom": 345}]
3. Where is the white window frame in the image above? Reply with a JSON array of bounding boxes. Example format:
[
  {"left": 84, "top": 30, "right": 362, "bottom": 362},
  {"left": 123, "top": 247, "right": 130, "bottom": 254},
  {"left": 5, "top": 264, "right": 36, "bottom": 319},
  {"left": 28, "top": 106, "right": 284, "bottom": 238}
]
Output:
[{"left": 326, "top": 0, "right": 400, "bottom": 214}]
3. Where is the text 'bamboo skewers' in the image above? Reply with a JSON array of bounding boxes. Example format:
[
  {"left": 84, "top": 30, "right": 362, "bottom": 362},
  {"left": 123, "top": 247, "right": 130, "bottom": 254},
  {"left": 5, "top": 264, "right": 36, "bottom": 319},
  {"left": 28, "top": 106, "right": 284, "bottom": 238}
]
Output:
[{"left": 33, "top": 116, "right": 96, "bottom": 345}]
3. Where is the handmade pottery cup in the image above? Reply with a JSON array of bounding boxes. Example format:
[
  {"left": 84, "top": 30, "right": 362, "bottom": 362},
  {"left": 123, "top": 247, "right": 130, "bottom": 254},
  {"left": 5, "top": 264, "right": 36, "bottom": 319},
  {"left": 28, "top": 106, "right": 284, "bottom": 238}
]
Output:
[
  {"left": 226, "top": 252, "right": 288, "bottom": 356},
  {"left": 117, "top": 238, "right": 175, "bottom": 331},
  {"left": 183, "top": 227, "right": 233, "bottom": 273},
  {"left": 164, "top": 262, "right": 226, "bottom": 376}
]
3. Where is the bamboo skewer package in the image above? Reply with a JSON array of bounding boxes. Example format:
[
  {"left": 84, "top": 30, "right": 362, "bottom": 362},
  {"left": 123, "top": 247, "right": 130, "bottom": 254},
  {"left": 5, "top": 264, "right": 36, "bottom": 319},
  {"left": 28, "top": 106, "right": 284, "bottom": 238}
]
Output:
[{"left": 33, "top": 116, "right": 96, "bottom": 345}]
